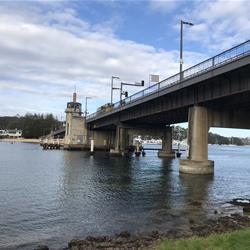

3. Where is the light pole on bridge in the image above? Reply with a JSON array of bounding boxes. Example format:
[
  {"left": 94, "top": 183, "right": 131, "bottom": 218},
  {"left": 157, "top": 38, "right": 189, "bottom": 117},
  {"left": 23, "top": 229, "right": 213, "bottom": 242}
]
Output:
[
  {"left": 85, "top": 96, "right": 92, "bottom": 117},
  {"left": 180, "top": 20, "right": 194, "bottom": 79},
  {"left": 111, "top": 76, "right": 120, "bottom": 104}
]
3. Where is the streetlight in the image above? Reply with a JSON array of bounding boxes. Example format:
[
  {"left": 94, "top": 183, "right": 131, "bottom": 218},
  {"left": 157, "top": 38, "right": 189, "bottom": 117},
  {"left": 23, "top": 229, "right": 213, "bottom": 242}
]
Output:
[
  {"left": 180, "top": 20, "right": 194, "bottom": 79},
  {"left": 85, "top": 96, "right": 92, "bottom": 117},
  {"left": 111, "top": 76, "right": 120, "bottom": 104}
]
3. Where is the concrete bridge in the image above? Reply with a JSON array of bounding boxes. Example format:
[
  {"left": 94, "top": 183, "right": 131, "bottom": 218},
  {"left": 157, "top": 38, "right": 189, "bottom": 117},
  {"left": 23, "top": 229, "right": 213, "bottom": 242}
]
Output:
[{"left": 66, "top": 40, "right": 250, "bottom": 175}]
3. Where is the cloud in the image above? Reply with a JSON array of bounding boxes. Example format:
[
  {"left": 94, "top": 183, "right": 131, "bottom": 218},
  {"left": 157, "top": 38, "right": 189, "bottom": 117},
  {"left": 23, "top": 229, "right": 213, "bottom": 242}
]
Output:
[
  {"left": 0, "top": 1, "right": 206, "bottom": 116},
  {"left": 148, "top": 0, "right": 181, "bottom": 13},
  {"left": 182, "top": 0, "right": 250, "bottom": 51}
]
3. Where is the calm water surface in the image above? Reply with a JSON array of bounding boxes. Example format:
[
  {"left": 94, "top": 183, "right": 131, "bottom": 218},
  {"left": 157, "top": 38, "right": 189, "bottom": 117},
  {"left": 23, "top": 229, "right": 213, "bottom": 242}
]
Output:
[{"left": 0, "top": 142, "right": 250, "bottom": 249}]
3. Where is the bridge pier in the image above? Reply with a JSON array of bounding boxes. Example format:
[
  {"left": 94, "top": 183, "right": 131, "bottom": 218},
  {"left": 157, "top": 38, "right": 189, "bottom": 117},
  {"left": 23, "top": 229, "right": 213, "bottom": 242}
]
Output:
[
  {"left": 158, "top": 126, "right": 175, "bottom": 157},
  {"left": 180, "top": 106, "right": 214, "bottom": 174},
  {"left": 110, "top": 125, "right": 127, "bottom": 156}
]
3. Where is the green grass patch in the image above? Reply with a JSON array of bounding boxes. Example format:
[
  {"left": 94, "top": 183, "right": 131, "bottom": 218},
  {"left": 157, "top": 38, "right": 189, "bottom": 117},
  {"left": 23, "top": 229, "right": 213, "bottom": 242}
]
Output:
[{"left": 158, "top": 229, "right": 250, "bottom": 250}]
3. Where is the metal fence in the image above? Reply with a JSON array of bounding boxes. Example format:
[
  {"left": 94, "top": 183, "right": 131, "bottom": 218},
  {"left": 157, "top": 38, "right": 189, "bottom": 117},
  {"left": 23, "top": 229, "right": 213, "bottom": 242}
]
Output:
[{"left": 87, "top": 40, "right": 250, "bottom": 120}]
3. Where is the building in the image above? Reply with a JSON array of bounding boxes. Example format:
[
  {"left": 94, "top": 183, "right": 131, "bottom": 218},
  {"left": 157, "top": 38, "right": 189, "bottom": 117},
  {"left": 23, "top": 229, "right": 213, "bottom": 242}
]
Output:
[
  {"left": 64, "top": 92, "right": 88, "bottom": 149},
  {"left": 0, "top": 130, "right": 7, "bottom": 137},
  {"left": 0, "top": 129, "right": 22, "bottom": 138}
]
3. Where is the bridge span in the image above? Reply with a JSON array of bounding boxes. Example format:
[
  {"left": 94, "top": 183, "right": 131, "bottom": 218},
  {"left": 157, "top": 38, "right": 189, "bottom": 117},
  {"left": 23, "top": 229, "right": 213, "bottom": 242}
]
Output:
[{"left": 83, "top": 40, "right": 250, "bottom": 174}]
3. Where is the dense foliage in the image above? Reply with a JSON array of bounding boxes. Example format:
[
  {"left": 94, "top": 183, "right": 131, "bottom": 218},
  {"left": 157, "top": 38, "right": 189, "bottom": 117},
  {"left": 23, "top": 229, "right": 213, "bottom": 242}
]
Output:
[
  {"left": 171, "top": 126, "right": 246, "bottom": 145},
  {"left": 0, "top": 114, "right": 62, "bottom": 138},
  {"left": 172, "top": 126, "right": 245, "bottom": 146}
]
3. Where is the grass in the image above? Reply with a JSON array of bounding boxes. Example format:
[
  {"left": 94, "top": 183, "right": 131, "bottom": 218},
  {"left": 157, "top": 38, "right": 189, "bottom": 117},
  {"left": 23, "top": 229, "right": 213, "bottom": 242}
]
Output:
[{"left": 158, "top": 229, "right": 250, "bottom": 250}]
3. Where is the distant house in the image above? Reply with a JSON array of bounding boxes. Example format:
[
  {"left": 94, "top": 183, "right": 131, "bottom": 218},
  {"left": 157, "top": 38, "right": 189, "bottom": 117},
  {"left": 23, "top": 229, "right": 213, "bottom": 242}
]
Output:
[
  {"left": 0, "top": 130, "right": 7, "bottom": 137},
  {"left": 7, "top": 129, "right": 22, "bottom": 138},
  {"left": 0, "top": 129, "right": 22, "bottom": 138}
]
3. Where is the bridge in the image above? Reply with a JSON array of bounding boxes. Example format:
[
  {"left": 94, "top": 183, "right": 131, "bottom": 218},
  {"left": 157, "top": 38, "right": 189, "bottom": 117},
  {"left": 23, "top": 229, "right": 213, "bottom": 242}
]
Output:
[{"left": 84, "top": 40, "right": 250, "bottom": 175}]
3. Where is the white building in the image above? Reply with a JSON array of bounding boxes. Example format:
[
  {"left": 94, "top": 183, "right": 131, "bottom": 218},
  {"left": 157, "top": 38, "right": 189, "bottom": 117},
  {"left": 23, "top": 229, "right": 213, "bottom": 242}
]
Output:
[
  {"left": 0, "top": 130, "right": 7, "bottom": 137},
  {"left": 0, "top": 129, "right": 22, "bottom": 138},
  {"left": 7, "top": 129, "right": 22, "bottom": 137}
]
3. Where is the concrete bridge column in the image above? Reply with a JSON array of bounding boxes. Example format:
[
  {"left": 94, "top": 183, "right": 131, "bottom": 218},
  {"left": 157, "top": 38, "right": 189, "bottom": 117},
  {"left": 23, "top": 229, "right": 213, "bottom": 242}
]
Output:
[
  {"left": 180, "top": 106, "right": 214, "bottom": 174},
  {"left": 158, "top": 126, "right": 175, "bottom": 157},
  {"left": 110, "top": 125, "right": 127, "bottom": 156}
]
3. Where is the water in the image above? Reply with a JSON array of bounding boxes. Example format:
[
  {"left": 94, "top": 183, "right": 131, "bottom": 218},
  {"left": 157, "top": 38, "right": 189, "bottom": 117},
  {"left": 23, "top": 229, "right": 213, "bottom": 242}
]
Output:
[{"left": 0, "top": 142, "right": 250, "bottom": 249}]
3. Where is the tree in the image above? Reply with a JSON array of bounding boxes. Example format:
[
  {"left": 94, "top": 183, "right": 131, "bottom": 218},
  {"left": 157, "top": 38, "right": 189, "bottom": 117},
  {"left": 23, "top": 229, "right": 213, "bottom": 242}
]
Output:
[{"left": 0, "top": 113, "right": 62, "bottom": 138}]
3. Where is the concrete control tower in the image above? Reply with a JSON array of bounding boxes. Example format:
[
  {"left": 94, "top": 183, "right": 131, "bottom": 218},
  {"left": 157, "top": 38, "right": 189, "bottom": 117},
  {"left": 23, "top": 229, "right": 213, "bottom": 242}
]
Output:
[{"left": 64, "top": 92, "right": 88, "bottom": 149}]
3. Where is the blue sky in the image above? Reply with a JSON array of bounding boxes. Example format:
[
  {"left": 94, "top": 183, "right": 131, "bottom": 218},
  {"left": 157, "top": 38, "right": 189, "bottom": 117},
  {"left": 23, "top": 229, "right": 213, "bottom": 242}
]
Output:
[{"left": 0, "top": 0, "right": 250, "bottom": 137}]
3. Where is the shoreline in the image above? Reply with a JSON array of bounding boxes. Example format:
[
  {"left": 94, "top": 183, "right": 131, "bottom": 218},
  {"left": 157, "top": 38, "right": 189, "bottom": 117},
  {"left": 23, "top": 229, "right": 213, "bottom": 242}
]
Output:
[
  {"left": 0, "top": 138, "right": 40, "bottom": 144},
  {"left": 67, "top": 214, "right": 250, "bottom": 250},
  {"left": 34, "top": 213, "right": 250, "bottom": 250}
]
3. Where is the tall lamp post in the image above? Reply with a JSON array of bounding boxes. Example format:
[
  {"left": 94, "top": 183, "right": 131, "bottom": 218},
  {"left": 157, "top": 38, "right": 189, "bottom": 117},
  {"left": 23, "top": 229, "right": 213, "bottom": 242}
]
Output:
[
  {"left": 180, "top": 20, "right": 194, "bottom": 79},
  {"left": 85, "top": 96, "right": 92, "bottom": 117},
  {"left": 111, "top": 76, "right": 120, "bottom": 104}
]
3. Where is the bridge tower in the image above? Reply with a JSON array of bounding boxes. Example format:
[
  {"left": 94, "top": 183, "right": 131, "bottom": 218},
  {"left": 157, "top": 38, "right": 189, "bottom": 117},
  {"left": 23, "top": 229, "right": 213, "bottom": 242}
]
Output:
[{"left": 64, "top": 92, "right": 88, "bottom": 149}]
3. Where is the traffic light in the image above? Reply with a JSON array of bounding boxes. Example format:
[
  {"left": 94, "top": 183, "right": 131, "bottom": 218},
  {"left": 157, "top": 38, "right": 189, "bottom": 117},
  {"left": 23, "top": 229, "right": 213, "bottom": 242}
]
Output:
[
  {"left": 124, "top": 91, "right": 128, "bottom": 97},
  {"left": 141, "top": 80, "right": 144, "bottom": 86}
]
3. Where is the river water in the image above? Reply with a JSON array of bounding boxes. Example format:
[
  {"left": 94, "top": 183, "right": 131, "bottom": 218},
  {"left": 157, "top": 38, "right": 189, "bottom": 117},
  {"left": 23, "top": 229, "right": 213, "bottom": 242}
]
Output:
[{"left": 0, "top": 142, "right": 250, "bottom": 249}]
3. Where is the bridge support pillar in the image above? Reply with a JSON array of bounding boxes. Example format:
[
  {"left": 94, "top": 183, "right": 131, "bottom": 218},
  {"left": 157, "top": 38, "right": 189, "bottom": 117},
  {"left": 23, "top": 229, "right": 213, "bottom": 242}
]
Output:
[
  {"left": 110, "top": 125, "right": 127, "bottom": 156},
  {"left": 158, "top": 126, "right": 175, "bottom": 157},
  {"left": 180, "top": 106, "right": 214, "bottom": 174}
]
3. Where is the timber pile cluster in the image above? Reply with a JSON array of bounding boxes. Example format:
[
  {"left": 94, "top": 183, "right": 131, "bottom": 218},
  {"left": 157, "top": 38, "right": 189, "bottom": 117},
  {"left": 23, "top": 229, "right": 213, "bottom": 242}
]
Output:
[{"left": 35, "top": 213, "right": 250, "bottom": 250}]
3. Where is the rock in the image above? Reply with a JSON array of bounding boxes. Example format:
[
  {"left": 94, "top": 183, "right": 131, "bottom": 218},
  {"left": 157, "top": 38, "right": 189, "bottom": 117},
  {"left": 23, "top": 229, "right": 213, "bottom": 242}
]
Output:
[
  {"left": 229, "top": 198, "right": 250, "bottom": 206},
  {"left": 34, "top": 246, "right": 49, "bottom": 250},
  {"left": 190, "top": 201, "right": 202, "bottom": 206},
  {"left": 68, "top": 239, "right": 90, "bottom": 249},
  {"left": 166, "top": 229, "right": 182, "bottom": 238},
  {"left": 65, "top": 213, "right": 250, "bottom": 250},
  {"left": 189, "top": 218, "right": 195, "bottom": 224},
  {"left": 85, "top": 236, "right": 96, "bottom": 242},
  {"left": 116, "top": 230, "right": 131, "bottom": 238},
  {"left": 243, "top": 207, "right": 250, "bottom": 213},
  {"left": 150, "top": 230, "right": 160, "bottom": 238}
]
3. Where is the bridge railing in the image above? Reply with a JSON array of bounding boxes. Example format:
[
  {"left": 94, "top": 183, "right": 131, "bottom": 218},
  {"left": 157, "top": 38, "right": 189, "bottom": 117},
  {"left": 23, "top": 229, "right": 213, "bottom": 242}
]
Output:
[{"left": 87, "top": 40, "right": 250, "bottom": 120}]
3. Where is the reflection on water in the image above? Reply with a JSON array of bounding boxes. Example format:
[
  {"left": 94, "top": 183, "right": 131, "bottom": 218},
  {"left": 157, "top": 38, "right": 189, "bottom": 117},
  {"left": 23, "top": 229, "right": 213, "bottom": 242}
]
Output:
[{"left": 0, "top": 142, "right": 250, "bottom": 249}]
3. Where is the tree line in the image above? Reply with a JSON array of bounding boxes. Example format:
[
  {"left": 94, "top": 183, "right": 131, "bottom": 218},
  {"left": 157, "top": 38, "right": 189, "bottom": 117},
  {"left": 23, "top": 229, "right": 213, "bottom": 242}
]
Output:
[
  {"left": 0, "top": 114, "right": 62, "bottom": 138},
  {"left": 172, "top": 126, "right": 245, "bottom": 146},
  {"left": 0, "top": 115, "right": 247, "bottom": 145},
  {"left": 142, "top": 126, "right": 247, "bottom": 146}
]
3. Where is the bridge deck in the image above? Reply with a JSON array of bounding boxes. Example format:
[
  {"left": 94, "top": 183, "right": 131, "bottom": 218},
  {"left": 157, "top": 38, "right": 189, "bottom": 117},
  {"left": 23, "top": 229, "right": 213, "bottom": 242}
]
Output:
[{"left": 87, "top": 40, "right": 250, "bottom": 123}]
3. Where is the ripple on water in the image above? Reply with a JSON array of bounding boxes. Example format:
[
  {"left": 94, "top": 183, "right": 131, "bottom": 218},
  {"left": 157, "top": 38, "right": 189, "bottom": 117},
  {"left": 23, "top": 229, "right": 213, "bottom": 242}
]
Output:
[{"left": 0, "top": 143, "right": 250, "bottom": 249}]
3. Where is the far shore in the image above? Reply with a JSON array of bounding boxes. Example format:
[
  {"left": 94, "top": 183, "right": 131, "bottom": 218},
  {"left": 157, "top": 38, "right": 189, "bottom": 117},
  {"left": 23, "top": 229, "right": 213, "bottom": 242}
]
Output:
[{"left": 0, "top": 138, "right": 40, "bottom": 144}]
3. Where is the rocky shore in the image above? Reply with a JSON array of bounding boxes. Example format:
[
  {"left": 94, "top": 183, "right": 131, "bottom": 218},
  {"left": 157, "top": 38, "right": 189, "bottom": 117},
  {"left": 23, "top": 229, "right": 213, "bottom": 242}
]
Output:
[{"left": 35, "top": 213, "right": 250, "bottom": 250}]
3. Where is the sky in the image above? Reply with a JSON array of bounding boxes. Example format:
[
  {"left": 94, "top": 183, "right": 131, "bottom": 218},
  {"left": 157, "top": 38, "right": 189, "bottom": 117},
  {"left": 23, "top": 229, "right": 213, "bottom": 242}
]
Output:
[{"left": 0, "top": 0, "right": 250, "bottom": 137}]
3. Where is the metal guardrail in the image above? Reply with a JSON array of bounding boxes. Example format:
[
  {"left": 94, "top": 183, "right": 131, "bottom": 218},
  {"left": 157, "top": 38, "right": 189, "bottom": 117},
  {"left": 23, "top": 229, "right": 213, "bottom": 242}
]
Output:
[{"left": 87, "top": 40, "right": 250, "bottom": 120}]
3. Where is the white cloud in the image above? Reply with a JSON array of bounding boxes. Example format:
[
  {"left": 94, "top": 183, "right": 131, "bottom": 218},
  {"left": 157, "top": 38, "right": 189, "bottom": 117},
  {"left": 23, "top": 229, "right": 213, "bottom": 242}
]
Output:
[
  {"left": 182, "top": 0, "right": 250, "bottom": 51},
  {"left": 148, "top": 0, "right": 181, "bottom": 13},
  {"left": 0, "top": 1, "right": 205, "bottom": 116}
]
